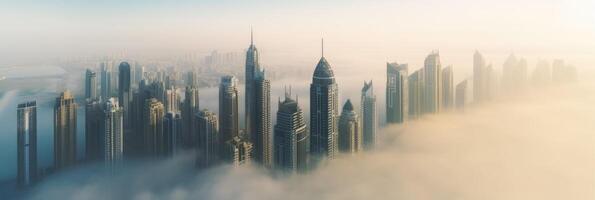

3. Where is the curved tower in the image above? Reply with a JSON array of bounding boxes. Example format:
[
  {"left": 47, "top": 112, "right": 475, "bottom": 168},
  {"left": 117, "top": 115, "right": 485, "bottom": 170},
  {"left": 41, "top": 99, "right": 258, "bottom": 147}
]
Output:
[
  {"left": 339, "top": 99, "right": 361, "bottom": 153},
  {"left": 310, "top": 40, "right": 339, "bottom": 161}
]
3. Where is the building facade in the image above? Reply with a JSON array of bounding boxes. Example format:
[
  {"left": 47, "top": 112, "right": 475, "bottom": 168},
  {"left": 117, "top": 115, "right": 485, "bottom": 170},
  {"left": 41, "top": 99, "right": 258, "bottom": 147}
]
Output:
[
  {"left": 17, "top": 101, "right": 37, "bottom": 188},
  {"left": 274, "top": 94, "right": 309, "bottom": 173},
  {"left": 54, "top": 91, "right": 78, "bottom": 170},
  {"left": 386, "top": 62, "right": 408, "bottom": 124},
  {"left": 361, "top": 81, "right": 376, "bottom": 150},
  {"left": 338, "top": 100, "right": 361, "bottom": 154}
]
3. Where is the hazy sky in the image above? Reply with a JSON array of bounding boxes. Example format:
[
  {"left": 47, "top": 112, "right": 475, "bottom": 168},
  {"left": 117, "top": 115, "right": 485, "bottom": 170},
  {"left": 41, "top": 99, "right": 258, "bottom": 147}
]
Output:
[{"left": 1, "top": 0, "right": 594, "bottom": 71}]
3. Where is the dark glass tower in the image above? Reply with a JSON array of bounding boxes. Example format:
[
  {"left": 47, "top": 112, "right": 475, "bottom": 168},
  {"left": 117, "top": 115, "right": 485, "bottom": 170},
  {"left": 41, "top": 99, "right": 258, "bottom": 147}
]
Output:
[
  {"left": 250, "top": 70, "right": 272, "bottom": 168},
  {"left": 219, "top": 75, "right": 239, "bottom": 143},
  {"left": 196, "top": 110, "right": 219, "bottom": 168},
  {"left": 361, "top": 81, "right": 376, "bottom": 150},
  {"left": 85, "top": 99, "right": 103, "bottom": 161},
  {"left": 182, "top": 86, "right": 200, "bottom": 148},
  {"left": 274, "top": 93, "right": 309, "bottom": 173},
  {"left": 85, "top": 69, "right": 98, "bottom": 100},
  {"left": 386, "top": 63, "right": 408, "bottom": 123},
  {"left": 310, "top": 40, "right": 339, "bottom": 161},
  {"left": 54, "top": 91, "right": 77, "bottom": 170},
  {"left": 245, "top": 30, "right": 260, "bottom": 143},
  {"left": 119, "top": 62, "right": 132, "bottom": 129},
  {"left": 17, "top": 101, "right": 37, "bottom": 188},
  {"left": 164, "top": 112, "right": 182, "bottom": 157}
]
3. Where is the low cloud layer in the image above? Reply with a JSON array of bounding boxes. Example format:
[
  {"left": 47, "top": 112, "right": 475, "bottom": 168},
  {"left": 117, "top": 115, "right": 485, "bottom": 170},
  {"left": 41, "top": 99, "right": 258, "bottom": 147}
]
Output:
[{"left": 23, "top": 82, "right": 595, "bottom": 200}]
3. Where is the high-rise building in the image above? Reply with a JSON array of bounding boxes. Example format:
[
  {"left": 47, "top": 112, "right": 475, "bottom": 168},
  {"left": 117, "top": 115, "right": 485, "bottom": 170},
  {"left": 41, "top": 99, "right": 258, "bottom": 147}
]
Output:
[
  {"left": 165, "top": 86, "right": 180, "bottom": 113},
  {"left": 274, "top": 93, "right": 309, "bottom": 173},
  {"left": 223, "top": 136, "right": 253, "bottom": 166},
  {"left": 552, "top": 59, "right": 577, "bottom": 83},
  {"left": 54, "top": 91, "right": 78, "bottom": 170},
  {"left": 386, "top": 62, "right": 408, "bottom": 124},
  {"left": 441, "top": 66, "right": 454, "bottom": 110},
  {"left": 133, "top": 63, "right": 144, "bottom": 89},
  {"left": 245, "top": 30, "right": 260, "bottom": 144},
  {"left": 423, "top": 51, "right": 442, "bottom": 113},
  {"left": 408, "top": 69, "right": 425, "bottom": 119},
  {"left": 164, "top": 112, "right": 182, "bottom": 157},
  {"left": 455, "top": 80, "right": 468, "bottom": 110},
  {"left": 473, "top": 51, "right": 488, "bottom": 102},
  {"left": 85, "top": 69, "right": 98, "bottom": 100},
  {"left": 219, "top": 76, "right": 239, "bottom": 143},
  {"left": 103, "top": 98, "right": 123, "bottom": 168},
  {"left": 100, "top": 62, "right": 112, "bottom": 100},
  {"left": 85, "top": 99, "right": 103, "bottom": 161},
  {"left": 361, "top": 81, "right": 376, "bottom": 150},
  {"left": 502, "top": 54, "right": 528, "bottom": 92},
  {"left": 17, "top": 101, "right": 37, "bottom": 188},
  {"left": 310, "top": 41, "right": 339, "bottom": 162},
  {"left": 338, "top": 100, "right": 361, "bottom": 154},
  {"left": 250, "top": 70, "right": 272, "bottom": 167},
  {"left": 532, "top": 60, "right": 551, "bottom": 87},
  {"left": 144, "top": 98, "right": 165, "bottom": 157},
  {"left": 119, "top": 62, "right": 132, "bottom": 129},
  {"left": 182, "top": 86, "right": 200, "bottom": 148},
  {"left": 196, "top": 110, "right": 219, "bottom": 168}
]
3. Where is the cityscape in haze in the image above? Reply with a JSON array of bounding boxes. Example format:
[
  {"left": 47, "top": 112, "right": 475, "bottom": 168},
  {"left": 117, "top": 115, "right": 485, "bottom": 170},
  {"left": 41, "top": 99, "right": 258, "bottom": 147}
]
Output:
[{"left": 1, "top": 1, "right": 594, "bottom": 200}]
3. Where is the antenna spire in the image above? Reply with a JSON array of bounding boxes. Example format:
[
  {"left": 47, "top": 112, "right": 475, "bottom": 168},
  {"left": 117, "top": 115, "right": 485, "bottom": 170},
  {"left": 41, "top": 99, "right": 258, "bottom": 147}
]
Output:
[
  {"left": 250, "top": 27, "right": 253, "bottom": 45},
  {"left": 321, "top": 38, "right": 324, "bottom": 57}
]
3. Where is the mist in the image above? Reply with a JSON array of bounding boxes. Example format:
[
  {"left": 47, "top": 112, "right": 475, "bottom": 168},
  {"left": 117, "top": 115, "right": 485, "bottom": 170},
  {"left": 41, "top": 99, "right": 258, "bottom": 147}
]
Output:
[{"left": 16, "top": 80, "right": 595, "bottom": 200}]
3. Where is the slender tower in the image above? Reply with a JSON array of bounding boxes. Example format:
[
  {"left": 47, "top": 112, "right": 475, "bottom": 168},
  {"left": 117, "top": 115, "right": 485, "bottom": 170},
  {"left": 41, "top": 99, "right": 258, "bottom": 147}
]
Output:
[
  {"left": 85, "top": 69, "right": 98, "bottom": 100},
  {"left": 104, "top": 98, "right": 124, "bottom": 168},
  {"left": 386, "top": 63, "right": 408, "bottom": 124},
  {"left": 54, "top": 91, "right": 77, "bottom": 170},
  {"left": 274, "top": 91, "right": 309, "bottom": 173},
  {"left": 17, "top": 101, "right": 37, "bottom": 188},
  {"left": 164, "top": 112, "right": 182, "bottom": 157},
  {"left": 245, "top": 29, "right": 260, "bottom": 141},
  {"left": 182, "top": 86, "right": 199, "bottom": 148},
  {"left": 219, "top": 75, "right": 239, "bottom": 143},
  {"left": 310, "top": 39, "right": 339, "bottom": 162},
  {"left": 250, "top": 69, "right": 272, "bottom": 167},
  {"left": 441, "top": 66, "right": 454, "bottom": 110},
  {"left": 196, "top": 110, "right": 219, "bottom": 168},
  {"left": 339, "top": 100, "right": 361, "bottom": 153},
  {"left": 100, "top": 62, "right": 112, "bottom": 100},
  {"left": 423, "top": 51, "right": 442, "bottom": 113},
  {"left": 119, "top": 62, "right": 131, "bottom": 129},
  {"left": 85, "top": 99, "right": 103, "bottom": 161},
  {"left": 144, "top": 98, "right": 165, "bottom": 157},
  {"left": 473, "top": 51, "right": 487, "bottom": 102},
  {"left": 361, "top": 81, "right": 376, "bottom": 150}
]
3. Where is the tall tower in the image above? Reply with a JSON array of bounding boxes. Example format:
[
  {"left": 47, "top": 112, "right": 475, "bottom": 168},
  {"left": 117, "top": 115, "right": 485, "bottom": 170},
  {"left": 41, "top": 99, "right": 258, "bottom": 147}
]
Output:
[
  {"left": 196, "top": 110, "right": 219, "bottom": 168},
  {"left": 182, "top": 86, "right": 199, "bottom": 148},
  {"left": 144, "top": 98, "right": 165, "bottom": 157},
  {"left": 54, "top": 91, "right": 78, "bottom": 170},
  {"left": 85, "top": 69, "right": 98, "bottom": 100},
  {"left": 250, "top": 70, "right": 272, "bottom": 167},
  {"left": 100, "top": 62, "right": 112, "bottom": 100},
  {"left": 104, "top": 98, "right": 123, "bottom": 168},
  {"left": 310, "top": 39, "right": 339, "bottom": 161},
  {"left": 338, "top": 100, "right": 361, "bottom": 154},
  {"left": 245, "top": 29, "right": 260, "bottom": 142},
  {"left": 441, "top": 66, "right": 454, "bottom": 110},
  {"left": 386, "top": 63, "right": 408, "bottom": 124},
  {"left": 361, "top": 81, "right": 376, "bottom": 150},
  {"left": 408, "top": 69, "right": 425, "bottom": 119},
  {"left": 165, "top": 86, "right": 180, "bottom": 113},
  {"left": 423, "top": 51, "right": 442, "bottom": 114},
  {"left": 274, "top": 92, "right": 309, "bottom": 173},
  {"left": 473, "top": 51, "right": 487, "bottom": 102},
  {"left": 119, "top": 62, "right": 131, "bottom": 129},
  {"left": 17, "top": 101, "right": 37, "bottom": 188},
  {"left": 455, "top": 80, "right": 468, "bottom": 110},
  {"left": 164, "top": 112, "right": 182, "bottom": 157},
  {"left": 219, "top": 75, "right": 239, "bottom": 143},
  {"left": 85, "top": 99, "right": 103, "bottom": 161}
]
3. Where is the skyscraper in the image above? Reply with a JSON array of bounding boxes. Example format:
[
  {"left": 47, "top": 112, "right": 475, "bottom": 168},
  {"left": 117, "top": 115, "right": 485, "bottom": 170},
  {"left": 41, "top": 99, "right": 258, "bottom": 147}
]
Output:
[
  {"left": 408, "top": 69, "right": 425, "bottom": 119},
  {"left": 245, "top": 30, "right": 260, "bottom": 144},
  {"left": 455, "top": 80, "right": 468, "bottom": 110},
  {"left": 85, "top": 99, "right": 103, "bottom": 161},
  {"left": 164, "top": 112, "right": 182, "bottom": 157},
  {"left": 104, "top": 98, "right": 123, "bottom": 168},
  {"left": 100, "top": 62, "right": 112, "bottom": 100},
  {"left": 196, "top": 110, "right": 219, "bottom": 168},
  {"left": 441, "top": 66, "right": 454, "bottom": 110},
  {"left": 119, "top": 62, "right": 132, "bottom": 129},
  {"left": 17, "top": 101, "right": 37, "bottom": 188},
  {"left": 338, "top": 100, "right": 361, "bottom": 154},
  {"left": 473, "top": 51, "right": 488, "bottom": 102},
  {"left": 361, "top": 81, "right": 376, "bottom": 150},
  {"left": 423, "top": 51, "right": 442, "bottom": 114},
  {"left": 310, "top": 40, "right": 339, "bottom": 161},
  {"left": 54, "top": 91, "right": 77, "bottom": 170},
  {"left": 165, "top": 86, "right": 180, "bottom": 113},
  {"left": 85, "top": 69, "right": 98, "bottom": 100},
  {"left": 532, "top": 60, "right": 551, "bottom": 87},
  {"left": 250, "top": 70, "right": 272, "bottom": 167},
  {"left": 144, "top": 98, "right": 165, "bottom": 157},
  {"left": 223, "top": 136, "right": 253, "bottom": 166},
  {"left": 274, "top": 93, "right": 309, "bottom": 173},
  {"left": 502, "top": 54, "right": 528, "bottom": 92},
  {"left": 386, "top": 62, "right": 408, "bottom": 124},
  {"left": 182, "top": 86, "right": 200, "bottom": 148},
  {"left": 219, "top": 76, "right": 239, "bottom": 143}
]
